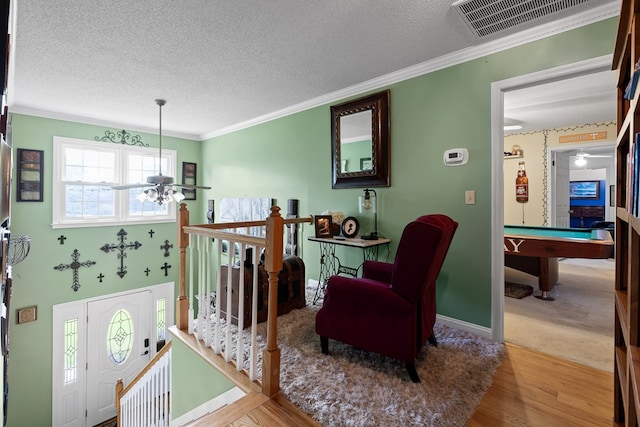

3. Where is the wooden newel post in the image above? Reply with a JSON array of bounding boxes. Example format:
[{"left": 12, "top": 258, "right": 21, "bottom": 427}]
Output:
[
  {"left": 177, "top": 203, "right": 190, "bottom": 330},
  {"left": 115, "top": 379, "right": 123, "bottom": 427},
  {"left": 262, "top": 205, "right": 284, "bottom": 397}
]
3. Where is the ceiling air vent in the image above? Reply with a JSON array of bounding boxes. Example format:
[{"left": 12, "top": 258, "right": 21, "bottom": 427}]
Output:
[{"left": 453, "top": 0, "right": 593, "bottom": 38}]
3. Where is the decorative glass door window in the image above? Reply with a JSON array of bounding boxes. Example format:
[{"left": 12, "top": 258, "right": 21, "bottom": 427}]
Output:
[{"left": 107, "top": 308, "right": 133, "bottom": 365}]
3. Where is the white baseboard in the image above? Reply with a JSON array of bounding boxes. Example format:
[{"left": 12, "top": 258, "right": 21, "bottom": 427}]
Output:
[
  {"left": 170, "top": 386, "right": 245, "bottom": 426},
  {"left": 436, "top": 314, "right": 493, "bottom": 340}
]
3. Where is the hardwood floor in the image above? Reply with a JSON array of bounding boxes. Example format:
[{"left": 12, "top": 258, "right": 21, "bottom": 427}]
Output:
[
  {"left": 469, "top": 343, "right": 613, "bottom": 427},
  {"left": 189, "top": 342, "right": 613, "bottom": 426}
]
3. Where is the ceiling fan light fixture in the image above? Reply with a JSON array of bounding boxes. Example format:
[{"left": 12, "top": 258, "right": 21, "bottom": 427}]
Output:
[
  {"left": 113, "top": 98, "right": 211, "bottom": 203},
  {"left": 575, "top": 155, "right": 587, "bottom": 167}
]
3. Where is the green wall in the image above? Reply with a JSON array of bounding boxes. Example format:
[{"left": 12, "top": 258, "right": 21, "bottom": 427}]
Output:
[
  {"left": 201, "top": 18, "right": 617, "bottom": 326},
  {"left": 171, "top": 339, "right": 235, "bottom": 420},
  {"left": 3, "top": 16, "right": 617, "bottom": 426},
  {"left": 7, "top": 115, "right": 205, "bottom": 426}
]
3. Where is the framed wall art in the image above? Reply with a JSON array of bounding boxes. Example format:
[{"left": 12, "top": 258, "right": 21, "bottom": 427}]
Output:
[
  {"left": 17, "top": 149, "right": 44, "bottom": 202},
  {"left": 314, "top": 215, "right": 333, "bottom": 238},
  {"left": 182, "top": 162, "right": 197, "bottom": 200}
]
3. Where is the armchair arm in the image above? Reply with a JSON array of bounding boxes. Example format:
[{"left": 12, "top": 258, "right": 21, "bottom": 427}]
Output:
[
  {"left": 323, "top": 275, "right": 411, "bottom": 315},
  {"left": 362, "top": 260, "right": 393, "bottom": 283}
]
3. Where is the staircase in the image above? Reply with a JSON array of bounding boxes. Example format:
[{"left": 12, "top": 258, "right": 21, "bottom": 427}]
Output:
[{"left": 116, "top": 204, "right": 313, "bottom": 426}]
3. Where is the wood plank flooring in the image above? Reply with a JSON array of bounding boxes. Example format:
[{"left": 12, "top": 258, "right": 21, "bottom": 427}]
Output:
[{"left": 189, "top": 342, "right": 613, "bottom": 426}]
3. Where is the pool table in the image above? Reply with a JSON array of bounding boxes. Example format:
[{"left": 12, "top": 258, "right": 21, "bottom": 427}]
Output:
[{"left": 504, "top": 225, "right": 613, "bottom": 300}]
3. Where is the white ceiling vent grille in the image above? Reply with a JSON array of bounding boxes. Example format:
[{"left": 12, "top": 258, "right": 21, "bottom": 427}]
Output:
[{"left": 453, "top": 0, "right": 593, "bottom": 38}]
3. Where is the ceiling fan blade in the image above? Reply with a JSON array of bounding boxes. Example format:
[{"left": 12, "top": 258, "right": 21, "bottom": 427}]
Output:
[
  {"left": 175, "top": 183, "right": 212, "bottom": 190},
  {"left": 111, "top": 183, "right": 149, "bottom": 190}
]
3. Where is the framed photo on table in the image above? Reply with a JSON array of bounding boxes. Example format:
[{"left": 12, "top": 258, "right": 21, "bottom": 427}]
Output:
[
  {"left": 182, "top": 162, "right": 197, "bottom": 200},
  {"left": 314, "top": 215, "right": 333, "bottom": 238}
]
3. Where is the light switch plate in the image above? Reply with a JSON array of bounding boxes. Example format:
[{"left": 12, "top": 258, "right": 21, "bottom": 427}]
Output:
[{"left": 465, "top": 190, "right": 476, "bottom": 205}]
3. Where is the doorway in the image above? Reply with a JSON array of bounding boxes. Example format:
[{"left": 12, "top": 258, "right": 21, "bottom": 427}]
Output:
[
  {"left": 52, "top": 282, "right": 173, "bottom": 427},
  {"left": 491, "top": 55, "right": 616, "bottom": 357}
]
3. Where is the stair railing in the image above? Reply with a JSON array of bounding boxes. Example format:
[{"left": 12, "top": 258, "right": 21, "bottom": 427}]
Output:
[
  {"left": 115, "top": 341, "right": 172, "bottom": 427},
  {"left": 177, "top": 203, "right": 311, "bottom": 397}
]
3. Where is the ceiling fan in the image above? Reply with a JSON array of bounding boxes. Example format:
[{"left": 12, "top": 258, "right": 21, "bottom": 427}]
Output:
[
  {"left": 112, "top": 99, "right": 211, "bottom": 205},
  {"left": 570, "top": 152, "right": 613, "bottom": 167}
]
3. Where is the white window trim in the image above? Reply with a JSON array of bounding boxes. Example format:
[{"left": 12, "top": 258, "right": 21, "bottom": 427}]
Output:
[{"left": 52, "top": 136, "right": 179, "bottom": 228}]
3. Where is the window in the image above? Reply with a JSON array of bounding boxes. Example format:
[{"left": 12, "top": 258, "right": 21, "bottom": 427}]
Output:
[
  {"left": 53, "top": 136, "right": 178, "bottom": 227},
  {"left": 63, "top": 318, "right": 78, "bottom": 385}
]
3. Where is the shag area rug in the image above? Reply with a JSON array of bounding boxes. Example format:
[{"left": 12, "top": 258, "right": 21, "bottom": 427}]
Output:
[{"left": 207, "top": 290, "right": 505, "bottom": 426}]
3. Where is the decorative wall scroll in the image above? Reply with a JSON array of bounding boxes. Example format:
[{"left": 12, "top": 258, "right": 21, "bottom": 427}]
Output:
[
  {"left": 16, "top": 149, "right": 43, "bottom": 202},
  {"left": 94, "top": 129, "right": 148, "bottom": 146},
  {"left": 100, "top": 228, "right": 142, "bottom": 278},
  {"left": 182, "top": 162, "right": 197, "bottom": 200},
  {"left": 53, "top": 249, "right": 96, "bottom": 292}
]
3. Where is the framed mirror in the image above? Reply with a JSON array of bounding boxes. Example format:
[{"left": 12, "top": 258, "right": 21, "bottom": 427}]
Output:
[{"left": 331, "top": 89, "right": 390, "bottom": 189}]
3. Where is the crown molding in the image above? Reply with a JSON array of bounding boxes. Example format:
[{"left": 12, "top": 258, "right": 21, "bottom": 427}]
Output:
[
  {"left": 9, "top": 3, "right": 619, "bottom": 142},
  {"left": 201, "top": 2, "right": 618, "bottom": 140},
  {"left": 8, "top": 105, "right": 200, "bottom": 141}
]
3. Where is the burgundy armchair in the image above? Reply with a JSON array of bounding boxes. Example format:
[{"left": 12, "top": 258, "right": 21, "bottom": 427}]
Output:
[{"left": 315, "top": 214, "right": 458, "bottom": 382}]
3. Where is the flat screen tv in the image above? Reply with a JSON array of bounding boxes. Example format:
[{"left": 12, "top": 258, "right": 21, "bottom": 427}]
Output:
[{"left": 569, "top": 180, "right": 600, "bottom": 200}]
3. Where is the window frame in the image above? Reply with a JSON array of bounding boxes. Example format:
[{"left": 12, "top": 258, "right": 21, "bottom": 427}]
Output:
[{"left": 52, "top": 136, "right": 178, "bottom": 228}]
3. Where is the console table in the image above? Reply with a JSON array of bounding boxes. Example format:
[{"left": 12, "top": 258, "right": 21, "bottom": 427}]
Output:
[{"left": 308, "top": 236, "right": 391, "bottom": 304}]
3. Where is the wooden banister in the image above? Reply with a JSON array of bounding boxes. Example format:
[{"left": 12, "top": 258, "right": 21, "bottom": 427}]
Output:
[
  {"left": 177, "top": 203, "right": 190, "bottom": 330},
  {"left": 262, "top": 206, "right": 284, "bottom": 397},
  {"left": 177, "top": 203, "right": 311, "bottom": 399},
  {"left": 115, "top": 341, "right": 173, "bottom": 427}
]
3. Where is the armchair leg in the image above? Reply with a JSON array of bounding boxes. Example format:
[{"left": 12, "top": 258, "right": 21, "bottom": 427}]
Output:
[
  {"left": 320, "top": 336, "right": 329, "bottom": 354},
  {"left": 428, "top": 333, "right": 438, "bottom": 347},
  {"left": 406, "top": 362, "right": 421, "bottom": 383}
]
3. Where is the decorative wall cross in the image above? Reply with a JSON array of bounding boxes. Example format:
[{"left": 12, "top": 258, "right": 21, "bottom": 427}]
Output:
[
  {"left": 161, "top": 262, "right": 171, "bottom": 277},
  {"left": 160, "top": 240, "right": 173, "bottom": 257},
  {"left": 100, "top": 228, "right": 142, "bottom": 278},
  {"left": 53, "top": 249, "right": 96, "bottom": 292},
  {"left": 57, "top": 235, "right": 67, "bottom": 245}
]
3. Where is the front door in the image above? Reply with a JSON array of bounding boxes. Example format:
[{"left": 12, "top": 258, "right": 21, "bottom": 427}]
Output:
[{"left": 86, "top": 290, "right": 151, "bottom": 425}]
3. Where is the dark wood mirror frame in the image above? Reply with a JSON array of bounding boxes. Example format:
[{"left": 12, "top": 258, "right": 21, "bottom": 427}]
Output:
[{"left": 331, "top": 89, "right": 390, "bottom": 189}]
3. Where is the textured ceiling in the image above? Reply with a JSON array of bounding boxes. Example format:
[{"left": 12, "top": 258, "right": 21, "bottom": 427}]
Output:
[{"left": 8, "top": 0, "right": 620, "bottom": 140}]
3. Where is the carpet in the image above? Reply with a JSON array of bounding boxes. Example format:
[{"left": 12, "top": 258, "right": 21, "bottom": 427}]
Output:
[
  {"left": 210, "top": 290, "right": 505, "bottom": 426},
  {"left": 504, "top": 258, "right": 614, "bottom": 372},
  {"left": 505, "top": 281, "right": 533, "bottom": 299}
]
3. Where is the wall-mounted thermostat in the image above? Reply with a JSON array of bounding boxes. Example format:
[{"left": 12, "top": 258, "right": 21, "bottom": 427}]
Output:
[{"left": 443, "top": 148, "right": 469, "bottom": 166}]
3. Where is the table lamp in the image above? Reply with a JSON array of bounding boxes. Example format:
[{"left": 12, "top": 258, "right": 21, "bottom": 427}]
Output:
[{"left": 359, "top": 188, "right": 378, "bottom": 240}]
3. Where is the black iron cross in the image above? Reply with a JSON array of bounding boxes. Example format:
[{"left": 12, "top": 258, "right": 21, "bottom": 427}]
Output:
[
  {"left": 160, "top": 262, "right": 171, "bottom": 277},
  {"left": 97, "top": 273, "right": 104, "bottom": 283},
  {"left": 58, "top": 235, "right": 67, "bottom": 245},
  {"left": 148, "top": 229, "right": 155, "bottom": 238},
  {"left": 144, "top": 267, "right": 151, "bottom": 276},
  {"left": 100, "top": 228, "right": 142, "bottom": 278},
  {"left": 53, "top": 249, "right": 96, "bottom": 292},
  {"left": 160, "top": 240, "right": 173, "bottom": 257}
]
